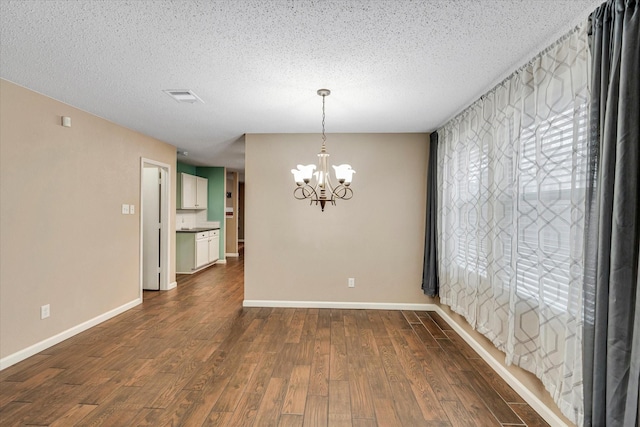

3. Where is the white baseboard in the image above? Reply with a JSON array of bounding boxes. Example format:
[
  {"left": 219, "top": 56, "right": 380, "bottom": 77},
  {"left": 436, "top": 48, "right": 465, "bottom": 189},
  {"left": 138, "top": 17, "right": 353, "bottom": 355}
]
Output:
[
  {"left": 216, "top": 259, "right": 227, "bottom": 264},
  {"left": 0, "top": 298, "right": 142, "bottom": 371},
  {"left": 433, "top": 307, "right": 569, "bottom": 427},
  {"left": 177, "top": 262, "right": 217, "bottom": 275},
  {"left": 225, "top": 253, "right": 239, "bottom": 257},
  {"left": 242, "top": 300, "right": 437, "bottom": 311},
  {"left": 162, "top": 281, "right": 177, "bottom": 291}
]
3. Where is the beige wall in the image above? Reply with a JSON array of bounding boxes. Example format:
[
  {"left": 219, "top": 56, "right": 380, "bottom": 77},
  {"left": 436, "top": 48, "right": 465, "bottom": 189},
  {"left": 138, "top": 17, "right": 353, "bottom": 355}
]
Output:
[
  {"left": 0, "top": 79, "right": 176, "bottom": 360},
  {"left": 245, "top": 133, "right": 432, "bottom": 304},
  {"left": 225, "top": 171, "right": 239, "bottom": 254}
]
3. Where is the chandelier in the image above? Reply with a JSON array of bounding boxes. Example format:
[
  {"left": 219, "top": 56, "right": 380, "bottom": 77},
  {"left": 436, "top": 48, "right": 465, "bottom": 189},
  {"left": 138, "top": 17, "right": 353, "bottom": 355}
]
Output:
[{"left": 291, "top": 89, "right": 355, "bottom": 211}]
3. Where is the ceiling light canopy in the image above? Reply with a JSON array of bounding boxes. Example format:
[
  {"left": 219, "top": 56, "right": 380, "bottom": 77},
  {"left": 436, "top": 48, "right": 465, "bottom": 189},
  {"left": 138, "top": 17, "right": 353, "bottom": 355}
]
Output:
[{"left": 291, "top": 89, "right": 355, "bottom": 211}]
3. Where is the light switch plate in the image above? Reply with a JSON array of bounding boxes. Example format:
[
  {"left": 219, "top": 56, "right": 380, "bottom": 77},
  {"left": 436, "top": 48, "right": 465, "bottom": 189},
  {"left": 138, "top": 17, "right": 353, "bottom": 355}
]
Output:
[
  {"left": 129, "top": 204, "right": 135, "bottom": 214},
  {"left": 121, "top": 204, "right": 129, "bottom": 214}
]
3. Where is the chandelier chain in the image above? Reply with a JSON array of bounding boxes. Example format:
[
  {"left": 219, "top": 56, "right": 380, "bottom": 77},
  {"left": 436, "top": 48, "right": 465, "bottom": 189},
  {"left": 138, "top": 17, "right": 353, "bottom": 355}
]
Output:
[{"left": 321, "top": 93, "right": 326, "bottom": 147}]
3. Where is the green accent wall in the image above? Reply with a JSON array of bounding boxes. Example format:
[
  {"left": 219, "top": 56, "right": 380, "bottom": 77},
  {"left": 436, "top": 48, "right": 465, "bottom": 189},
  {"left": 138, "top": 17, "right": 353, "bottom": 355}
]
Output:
[
  {"left": 195, "top": 167, "right": 225, "bottom": 222},
  {"left": 195, "top": 167, "right": 226, "bottom": 258},
  {"left": 177, "top": 161, "right": 196, "bottom": 175}
]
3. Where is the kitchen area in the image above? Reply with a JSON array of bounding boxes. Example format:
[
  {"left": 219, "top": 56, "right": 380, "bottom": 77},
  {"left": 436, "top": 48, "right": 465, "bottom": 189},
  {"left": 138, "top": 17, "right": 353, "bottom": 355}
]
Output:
[{"left": 175, "top": 162, "right": 240, "bottom": 274}]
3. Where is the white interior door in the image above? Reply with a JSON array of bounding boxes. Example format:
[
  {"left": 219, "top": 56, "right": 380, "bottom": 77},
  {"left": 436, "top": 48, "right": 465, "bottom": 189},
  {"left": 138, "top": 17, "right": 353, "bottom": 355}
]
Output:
[{"left": 143, "top": 166, "right": 161, "bottom": 290}]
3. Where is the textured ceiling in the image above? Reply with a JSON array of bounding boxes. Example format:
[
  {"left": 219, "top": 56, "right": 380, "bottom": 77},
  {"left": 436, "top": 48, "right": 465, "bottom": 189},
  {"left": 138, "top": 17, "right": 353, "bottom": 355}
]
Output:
[{"left": 0, "top": 0, "right": 602, "bottom": 170}]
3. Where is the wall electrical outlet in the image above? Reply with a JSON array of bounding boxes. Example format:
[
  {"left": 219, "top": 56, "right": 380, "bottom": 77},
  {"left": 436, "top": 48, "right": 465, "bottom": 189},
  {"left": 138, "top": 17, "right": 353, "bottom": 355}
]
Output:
[
  {"left": 348, "top": 278, "right": 355, "bottom": 288},
  {"left": 41, "top": 304, "right": 50, "bottom": 319}
]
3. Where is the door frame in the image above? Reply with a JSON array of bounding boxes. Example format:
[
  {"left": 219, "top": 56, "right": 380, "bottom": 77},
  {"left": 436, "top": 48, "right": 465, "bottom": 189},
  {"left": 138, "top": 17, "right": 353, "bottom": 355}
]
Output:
[{"left": 139, "top": 158, "right": 174, "bottom": 299}]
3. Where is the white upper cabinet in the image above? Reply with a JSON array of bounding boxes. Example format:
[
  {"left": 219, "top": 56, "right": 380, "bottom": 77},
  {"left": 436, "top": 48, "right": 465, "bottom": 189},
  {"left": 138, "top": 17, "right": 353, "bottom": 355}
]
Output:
[
  {"left": 196, "top": 176, "right": 208, "bottom": 209},
  {"left": 178, "top": 173, "right": 208, "bottom": 209}
]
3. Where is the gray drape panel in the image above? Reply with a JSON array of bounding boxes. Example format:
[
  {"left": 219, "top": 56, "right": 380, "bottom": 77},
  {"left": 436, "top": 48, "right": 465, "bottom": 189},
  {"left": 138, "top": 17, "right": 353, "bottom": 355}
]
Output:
[
  {"left": 422, "top": 132, "right": 438, "bottom": 296},
  {"left": 583, "top": 1, "right": 640, "bottom": 426}
]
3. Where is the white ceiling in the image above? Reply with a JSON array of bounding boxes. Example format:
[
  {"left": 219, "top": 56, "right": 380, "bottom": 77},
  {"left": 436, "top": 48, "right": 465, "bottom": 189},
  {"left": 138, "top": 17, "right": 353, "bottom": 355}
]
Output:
[{"left": 0, "top": 0, "right": 602, "bottom": 171}]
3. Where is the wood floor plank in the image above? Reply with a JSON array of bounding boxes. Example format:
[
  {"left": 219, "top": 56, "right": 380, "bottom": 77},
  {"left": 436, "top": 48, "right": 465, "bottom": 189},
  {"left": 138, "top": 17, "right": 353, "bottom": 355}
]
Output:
[
  {"left": 444, "top": 329, "right": 482, "bottom": 359},
  {"left": 372, "top": 397, "right": 402, "bottom": 426},
  {"left": 428, "top": 311, "right": 454, "bottom": 331},
  {"left": 377, "top": 342, "right": 405, "bottom": 383},
  {"left": 363, "top": 355, "right": 393, "bottom": 400},
  {"left": 308, "top": 353, "right": 329, "bottom": 396},
  {"left": 467, "top": 356, "right": 526, "bottom": 404},
  {"left": 388, "top": 379, "right": 431, "bottom": 427},
  {"left": 329, "top": 342, "right": 349, "bottom": 381},
  {"left": 202, "top": 410, "right": 235, "bottom": 426},
  {"left": 352, "top": 419, "right": 377, "bottom": 427},
  {"left": 381, "top": 310, "right": 412, "bottom": 331},
  {"left": 417, "top": 311, "right": 449, "bottom": 339},
  {"left": 389, "top": 329, "right": 450, "bottom": 423},
  {"left": 359, "top": 328, "right": 379, "bottom": 357},
  {"left": 328, "top": 413, "right": 353, "bottom": 427},
  {"left": 302, "top": 394, "right": 328, "bottom": 427},
  {"left": 441, "top": 400, "right": 476, "bottom": 427},
  {"left": 282, "top": 364, "right": 311, "bottom": 415},
  {"left": 72, "top": 385, "right": 151, "bottom": 426},
  {"left": 224, "top": 391, "right": 262, "bottom": 426},
  {"left": 402, "top": 310, "right": 423, "bottom": 324},
  {"left": 211, "top": 361, "right": 257, "bottom": 412},
  {"left": 295, "top": 336, "right": 315, "bottom": 365},
  {"left": 124, "top": 407, "right": 165, "bottom": 426},
  {"left": 416, "top": 353, "right": 460, "bottom": 402},
  {"left": 285, "top": 309, "right": 306, "bottom": 343},
  {"left": 272, "top": 343, "right": 300, "bottom": 379},
  {"left": 510, "top": 403, "right": 550, "bottom": 426},
  {"left": 75, "top": 372, "right": 123, "bottom": 405},
  {"left": 462, "top": 370, "right": 523, "bottom": 424},
  {"left": 437, "top": 337, "right": 478, "bottom": 380},
  {"left": 450, "top": 381, "right": 502, "bottom": 427},
  {"left": 366, "top": 311, "right": 388, "bottom": 337},
  {"left": 253, "top": 377, "right": 288, "bottom": 427},
  {"left": 347, "top": 362, "right": 375, "bottom": 419},
  {"left": 328, "top": 380, "right": 351, "bottom": 416},
  {"left": 278, "top": 413, "right": 304, "bottom": 427},
  {"left": 0, "top": 354, "right": 52, "bottom": 382},
  {"left": 245, "top": 350, "right": 278, "bottom": 395},
  {"left": 411, "top": 321, "right": 440, "bottom": 347},
  {"left": 302, "top": 312, "right": 319, "bottom": 338},
  {"left": 0, "top": 367, "right": 65, "bottom": 406},
  {"left": 0, "top": 251, "right": 550, "bottom": 427},
  {"left": 0, "top": 401, "right": 36, "bottom": 425}
]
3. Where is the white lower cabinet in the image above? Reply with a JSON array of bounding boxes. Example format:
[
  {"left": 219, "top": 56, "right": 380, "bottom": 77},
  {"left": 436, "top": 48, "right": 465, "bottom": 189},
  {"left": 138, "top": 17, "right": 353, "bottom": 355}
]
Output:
[
  {"left": 176, "top": 229, "right": 220, "bottom": 274},
  {"left": 195, "top": 232, "right": 209, "bottom": 268},
  {"left": 208, "top": 230, "right": 220, "bottom": 263}
]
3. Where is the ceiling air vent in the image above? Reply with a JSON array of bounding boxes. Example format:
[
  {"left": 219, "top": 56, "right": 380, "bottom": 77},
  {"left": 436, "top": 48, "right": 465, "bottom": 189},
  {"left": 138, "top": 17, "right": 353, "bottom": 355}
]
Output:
[{"left": 163, "top": 89, "right": 204, "bottom": 104}]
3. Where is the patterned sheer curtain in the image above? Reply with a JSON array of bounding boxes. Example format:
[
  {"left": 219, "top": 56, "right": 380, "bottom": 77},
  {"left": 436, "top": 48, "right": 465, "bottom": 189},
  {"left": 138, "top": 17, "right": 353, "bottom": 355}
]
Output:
[{"left": 437, "top": 23, "right": 590, "bottom": 424}]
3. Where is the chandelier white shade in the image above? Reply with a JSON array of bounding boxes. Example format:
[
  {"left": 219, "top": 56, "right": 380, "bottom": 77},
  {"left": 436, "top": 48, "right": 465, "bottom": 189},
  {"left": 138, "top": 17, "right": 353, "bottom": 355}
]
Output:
[{"left": 291, "top": 89, "right": 355, "bottom": 211}]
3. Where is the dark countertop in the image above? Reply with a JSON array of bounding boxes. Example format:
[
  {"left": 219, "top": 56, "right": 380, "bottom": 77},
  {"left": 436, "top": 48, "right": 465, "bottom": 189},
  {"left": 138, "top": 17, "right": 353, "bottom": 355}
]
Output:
[{"left": 176, "top": 227, "right": 220, "bottom": 233}]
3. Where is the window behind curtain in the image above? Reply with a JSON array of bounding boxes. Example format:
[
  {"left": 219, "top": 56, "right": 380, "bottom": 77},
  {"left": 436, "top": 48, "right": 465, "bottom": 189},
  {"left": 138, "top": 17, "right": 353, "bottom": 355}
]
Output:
[
  {"left": 514, "top": 106, "right": 588, "bottom": 315},
  {"left": 437, "top": 23, "right": 590, "bottom": 425}
]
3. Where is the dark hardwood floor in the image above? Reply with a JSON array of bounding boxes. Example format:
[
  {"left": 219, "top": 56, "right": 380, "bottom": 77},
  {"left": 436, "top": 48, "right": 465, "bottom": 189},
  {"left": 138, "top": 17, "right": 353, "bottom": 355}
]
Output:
[{"left": 0, "top": 249, "right": 549, "bottom": 426}]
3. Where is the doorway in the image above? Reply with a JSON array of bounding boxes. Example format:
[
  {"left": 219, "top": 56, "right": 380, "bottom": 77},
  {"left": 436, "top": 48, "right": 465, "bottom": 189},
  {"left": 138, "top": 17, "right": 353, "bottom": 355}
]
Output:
[{"left": 140, "top": 158, "right": 171, "bottom": 297}]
